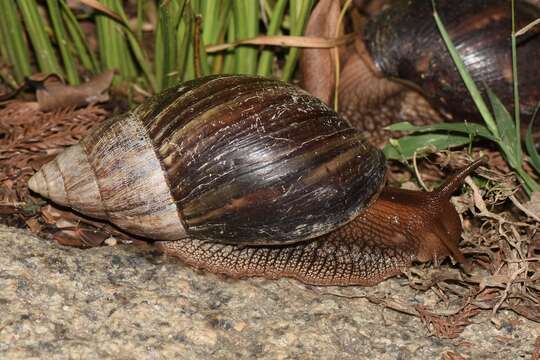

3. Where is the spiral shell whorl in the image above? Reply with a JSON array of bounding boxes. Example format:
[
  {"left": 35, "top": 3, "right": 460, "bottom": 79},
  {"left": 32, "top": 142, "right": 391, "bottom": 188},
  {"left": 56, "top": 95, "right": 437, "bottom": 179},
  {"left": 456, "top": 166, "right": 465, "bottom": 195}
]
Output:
[
  {"left": 30, "top": 75, "right": 386, "bottom": 244},
  {"left": 28, "top": 143, "right": 107, "bottom": 220},
  {"left": 29, "top": 112, "right": 186, "bottom": 240},
  {"left": 80, "top": 112, "right": 186, "bottom": 240},
  {"left": 138, "top": 75, "right": 385, "bottom": 244}
]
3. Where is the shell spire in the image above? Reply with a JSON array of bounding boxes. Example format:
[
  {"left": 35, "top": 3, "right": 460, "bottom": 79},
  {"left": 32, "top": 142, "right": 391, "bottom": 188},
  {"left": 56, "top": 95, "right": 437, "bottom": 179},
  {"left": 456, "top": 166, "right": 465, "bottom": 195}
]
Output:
[
  {"left": 29, "top": 111, "right": 188, "bottom": 241},
  {"left": 28, "top": 144, "right": 107, "bottom": 219}
]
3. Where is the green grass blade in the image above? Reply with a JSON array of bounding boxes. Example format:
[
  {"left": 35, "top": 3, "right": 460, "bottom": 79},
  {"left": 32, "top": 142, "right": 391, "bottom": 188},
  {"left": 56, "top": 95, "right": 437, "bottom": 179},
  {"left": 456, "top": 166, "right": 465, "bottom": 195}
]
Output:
[
  {"left": 486, "top": 87, "right": 520, "bottom": 168},
  {"left": 385, "top": 121, "right": 496, "bottom": 141},
  {"left": 203, "top": 0, "right": 231, "bottom": 74},
  {"left": 257, "top": 0, "right": 288, "bottom": 77},
  {"left": 176, "top": 12, "right": 192, "bottom": 81},
  {"left": 209, "top": 0, "right": 232, "bottom": 74},
  {"left": 515, "top": 168, "right": 540, "bottom": 195},
  {"left": 0, "top": 29, "right": 19, "bottom": 88},
  {"left": 223, "top": 15, "right": 236, "bottom": 74},
  {"left": 383, "top": 133, "right": 472, "bottom": 160},
  {"left": 281, "top": 0, "right": 313, "bottom": 81},
  {"left": 237, "top": 0, "right": 260, "bottom": 74},
  {"left": 135, "top": 0, "right": 144, "bottom": 41},
  {"left": 47, "top": 0, "right": 79, "bottom": 84},
  {"left": 155, "top": 2, "right": 173, "bottom": 90},
  {"left": 96, "top": 0, "right": 135, "bottom": 84},
  {"left": 60, "top": 0, "right": 98, "bottom": 72},
  {"left": 18, "top": 0, "right": 63, "bottom": 75},
  {"left": 183, "top": 6, "right": 196, "bottom": 80},
  {"left": 0, "top": 0, "right": 31, "bottom": 82},
  {"left": 155, "top": 0, "right": 184, "bottom": 90},
  {"left": 233, "top": 0, "right": 259, "bottom": 74},
  {"left": 432, "top": 1, "right": 498, "bottom": 138},
  {"left": 525, "top": 106, "right": 540, "bottom": 173},
  {"left": 110, "top": 2, "right": 156, "bottom": 90},
  {"left": 0, "top": 26, "right": 8, "bottom": 66},
  {"left": 202, "top": 0, "right": 222, "bottom": 47},
  {"left": 511, "top": 0, "right": 522, "bottom": 162}
]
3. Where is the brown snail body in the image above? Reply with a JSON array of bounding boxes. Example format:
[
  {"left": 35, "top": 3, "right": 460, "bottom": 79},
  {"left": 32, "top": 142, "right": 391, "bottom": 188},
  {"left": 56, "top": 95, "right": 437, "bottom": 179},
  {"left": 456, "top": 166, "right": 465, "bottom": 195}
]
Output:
[{"left": 28, "top": 75, "right": 480, "bottom": 286}]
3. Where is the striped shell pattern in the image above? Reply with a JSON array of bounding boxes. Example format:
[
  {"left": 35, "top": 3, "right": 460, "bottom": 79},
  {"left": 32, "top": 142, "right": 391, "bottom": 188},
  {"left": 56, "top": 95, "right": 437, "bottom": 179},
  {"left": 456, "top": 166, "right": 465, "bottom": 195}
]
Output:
[{"left": 28, "top": 75, "right": 386, "bottom": 245}]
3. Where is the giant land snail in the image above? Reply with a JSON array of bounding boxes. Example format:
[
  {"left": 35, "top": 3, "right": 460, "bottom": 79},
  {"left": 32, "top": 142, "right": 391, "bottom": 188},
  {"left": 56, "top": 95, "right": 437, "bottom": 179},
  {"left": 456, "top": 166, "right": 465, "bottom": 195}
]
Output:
[
  {"left": 301, "top": 0, "right": 540, "bottom": 146},
  {"left": 29, "top": 75, "right": 483, "bottom": 286}
]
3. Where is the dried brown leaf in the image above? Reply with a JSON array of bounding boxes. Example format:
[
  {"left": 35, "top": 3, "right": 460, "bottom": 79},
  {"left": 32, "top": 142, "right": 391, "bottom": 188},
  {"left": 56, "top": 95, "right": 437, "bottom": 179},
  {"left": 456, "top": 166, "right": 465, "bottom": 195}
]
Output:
[
  {"left": 416, "top": 304, "right": 481, "bottom": 339},
  {"left": 40, "top": 204, "right": 134, "bottom": 247},
  {"left": 0, "top": 102, "right": 108, "bottom": 232},
  {"left": 510, "top": 304, "right": 540, "bottom": 323},
  {"left": 532, "top": 336, "right": 540, "bottom": 360},
  {"left": 36, "top": 71, "right": 113, "bottom": 111},
  {"left": 77, "top": 0, "right": 122, "bottom": 21},
  {"left": 206, "top": 34, "right": 353, "bottom": 53},
  {"left": 53, "top": 227, "right": 110, "bottom": 247},
  {"left": 441, "top": 351, "right": 467, "bottom": 360},
  {"left": 24, "top": 217, "right": 41, "bottom": 234}
]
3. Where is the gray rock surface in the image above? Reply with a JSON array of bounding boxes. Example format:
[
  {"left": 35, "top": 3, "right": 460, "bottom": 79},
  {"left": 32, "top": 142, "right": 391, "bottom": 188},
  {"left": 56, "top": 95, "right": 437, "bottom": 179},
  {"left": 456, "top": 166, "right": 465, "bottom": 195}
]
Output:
[{"left": 1, "top": 224, "right": 538, "bottom": 359}]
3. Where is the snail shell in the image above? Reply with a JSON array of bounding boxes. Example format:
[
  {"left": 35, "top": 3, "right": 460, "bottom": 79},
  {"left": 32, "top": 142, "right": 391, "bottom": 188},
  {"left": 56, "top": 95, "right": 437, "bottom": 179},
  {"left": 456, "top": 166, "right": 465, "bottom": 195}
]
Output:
[
  {"left": 364, "top": 0, "right": 540, "bottom": 121},
  {"left": 29, "top": 75, "right": 386, "bottom": 245}
]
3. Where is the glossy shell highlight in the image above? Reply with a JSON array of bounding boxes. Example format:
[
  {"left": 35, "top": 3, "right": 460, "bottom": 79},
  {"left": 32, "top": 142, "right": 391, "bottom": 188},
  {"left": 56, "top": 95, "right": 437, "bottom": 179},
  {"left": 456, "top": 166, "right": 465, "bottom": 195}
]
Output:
[{"left": 29, "top": 75, "right": 386, "bottom": 245}]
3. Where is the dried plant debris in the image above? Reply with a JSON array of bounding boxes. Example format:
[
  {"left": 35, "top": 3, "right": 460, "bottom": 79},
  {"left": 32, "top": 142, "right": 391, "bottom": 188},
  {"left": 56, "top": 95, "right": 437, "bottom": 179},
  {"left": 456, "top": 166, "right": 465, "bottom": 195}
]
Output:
[
  {"left": 338, "top": 149, "right": 539, "bottom": 336},
  {"left": 532, "top": 336, "right": 540, "bottom": 360},
  {"left": 39, "top": 205, "right": 135, "bottom": 247},
  {"left": 394, "top": 151, "right": 540, "bottom": 329},
  {"left": 0, "top": 101, "right": 108, "bottom": 240},
  {"left": 416, "top": 304, "right": 481, "bottom": 339},
  {"left": 441, "top": 351, "right": 467, "bottom": 360},
  {"left": 34, "top": 71, "right": 114, "bottom": 111}
]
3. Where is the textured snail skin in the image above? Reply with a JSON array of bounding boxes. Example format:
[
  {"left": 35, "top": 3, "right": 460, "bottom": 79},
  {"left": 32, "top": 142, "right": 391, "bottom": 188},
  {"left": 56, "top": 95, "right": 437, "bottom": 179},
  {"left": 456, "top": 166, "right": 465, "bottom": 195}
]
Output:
[
  {"left": 157, "top": 161, "right": 478, "bottom": 286},
  {"left": 338, "top": 48, "right": 444, "bottom": 147},
  {"left": 28, "top": 75, "right": 480, "bottom": 286}
]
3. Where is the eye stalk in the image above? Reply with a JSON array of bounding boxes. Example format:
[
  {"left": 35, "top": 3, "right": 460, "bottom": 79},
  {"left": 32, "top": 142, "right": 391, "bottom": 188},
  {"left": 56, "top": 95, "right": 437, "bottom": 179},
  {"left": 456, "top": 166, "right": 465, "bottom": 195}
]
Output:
[{"left": 363, "top": 158, "right": 484, "bottom": 269}]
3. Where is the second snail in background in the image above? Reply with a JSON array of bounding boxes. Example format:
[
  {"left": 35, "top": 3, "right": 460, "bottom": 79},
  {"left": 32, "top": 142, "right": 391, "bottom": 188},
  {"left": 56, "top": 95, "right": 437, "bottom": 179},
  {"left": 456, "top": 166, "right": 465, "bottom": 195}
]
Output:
[{"left": 324, "top": 0, "right": 540, "bottom": 145}]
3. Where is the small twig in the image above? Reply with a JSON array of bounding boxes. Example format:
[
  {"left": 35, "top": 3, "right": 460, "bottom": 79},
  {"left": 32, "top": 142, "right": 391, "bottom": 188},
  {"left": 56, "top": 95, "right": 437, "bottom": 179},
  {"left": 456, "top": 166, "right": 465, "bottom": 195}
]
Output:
[
  {"left": 509, "top": 195, "right": 540, "bottom": 222},
  {"left": 515, "top": 18, "right": 540, "bottom": 36},
  {"left": 0, "top": 201, "right": 28, "bottom": 207},
  {"left": 315, "top": 288, "right": 478, "bottom": 319},
  {"left": 413, "top": 151, "right": 429, "bottom": 191},
  {"left": 504, "top": 257, "right": 540, "bottom": 262},
  {"left": 492, "top": 265, "right": 527, "bottom": 315},
  {"left": 464, "top": 176, "right": 532, "bottom": 227},
  {"left": 206, "top": 34, "right": 355, "bottom": 52},
  {"left": 193, "top": 15, "right": 203, "bottom": 79}
]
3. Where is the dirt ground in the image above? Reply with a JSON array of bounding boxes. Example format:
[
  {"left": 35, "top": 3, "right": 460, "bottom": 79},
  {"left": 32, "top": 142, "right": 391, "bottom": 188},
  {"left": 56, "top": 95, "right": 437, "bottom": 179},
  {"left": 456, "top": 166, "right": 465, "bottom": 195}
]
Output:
[{"left": 1, "top": 225, "right": 538, "bottom": 360}]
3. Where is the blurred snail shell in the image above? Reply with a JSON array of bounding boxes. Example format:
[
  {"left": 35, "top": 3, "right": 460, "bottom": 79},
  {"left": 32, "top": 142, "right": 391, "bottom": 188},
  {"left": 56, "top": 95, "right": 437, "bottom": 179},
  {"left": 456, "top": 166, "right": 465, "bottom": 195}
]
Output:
[
  {"left": 29, "top": 75, "right": 481, "bottom": 286},
  {"left": 363, "top": 0, "right": 540, "bottom": 122}
]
